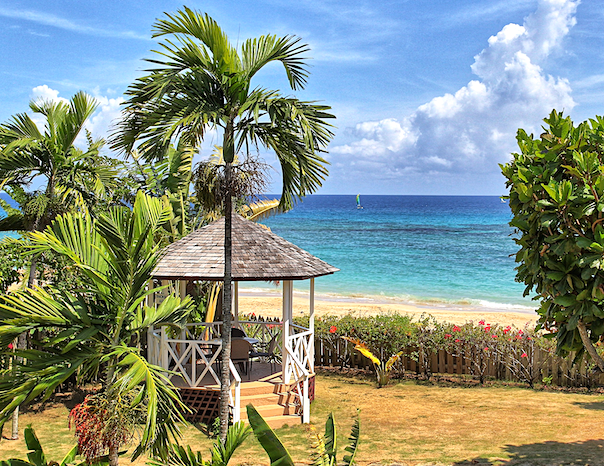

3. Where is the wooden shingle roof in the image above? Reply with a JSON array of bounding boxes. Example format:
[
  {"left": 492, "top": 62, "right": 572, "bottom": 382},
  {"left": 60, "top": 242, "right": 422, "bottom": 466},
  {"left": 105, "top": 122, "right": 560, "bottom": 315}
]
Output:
[{"left": 153, "top": 213, "right": 339, "bottom": 281}]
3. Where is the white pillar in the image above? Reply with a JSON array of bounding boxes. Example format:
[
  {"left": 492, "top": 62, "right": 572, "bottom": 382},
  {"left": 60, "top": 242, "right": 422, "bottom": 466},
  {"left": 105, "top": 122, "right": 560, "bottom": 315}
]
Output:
[
  {"left": 282, "top": 280, "right": 293, "bottom": 383},
  {"left": 233, "top": 281, "right": 239, "bottom": 329},
  {"left": 309, "top": 278, "right": 315, "bottom": 373},
  {"left": 179, "top": 280, "right": 187, "bottom": 353}
]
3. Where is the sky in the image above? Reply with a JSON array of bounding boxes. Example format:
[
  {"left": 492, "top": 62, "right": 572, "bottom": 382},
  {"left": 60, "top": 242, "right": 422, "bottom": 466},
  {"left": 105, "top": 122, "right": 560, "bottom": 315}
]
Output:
[{"left": 1, "top": 0, "right": 603, "bottom": 195}]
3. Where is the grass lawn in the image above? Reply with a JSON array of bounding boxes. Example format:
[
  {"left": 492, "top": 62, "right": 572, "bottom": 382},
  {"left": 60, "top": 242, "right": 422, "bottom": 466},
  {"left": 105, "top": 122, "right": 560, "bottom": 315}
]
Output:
[{"left": 2, "top": 372, "right": 604, "bottom": 465}]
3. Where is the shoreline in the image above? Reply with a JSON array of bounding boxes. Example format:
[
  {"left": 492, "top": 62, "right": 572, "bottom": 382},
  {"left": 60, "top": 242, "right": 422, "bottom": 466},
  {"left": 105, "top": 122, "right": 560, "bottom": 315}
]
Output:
[{"left": 238, "top": 289, "right": 538, "bottom": 328}]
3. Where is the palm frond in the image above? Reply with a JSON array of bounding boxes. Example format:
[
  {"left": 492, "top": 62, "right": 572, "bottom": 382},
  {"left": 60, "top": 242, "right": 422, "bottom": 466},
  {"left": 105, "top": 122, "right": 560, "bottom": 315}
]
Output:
[{"left": 111, "top": 345, "right": 187, "bottom": 460}]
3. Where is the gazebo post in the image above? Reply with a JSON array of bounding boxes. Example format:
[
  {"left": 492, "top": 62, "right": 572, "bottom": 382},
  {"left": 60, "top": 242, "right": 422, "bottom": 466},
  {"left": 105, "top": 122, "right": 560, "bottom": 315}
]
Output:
[
  {"left": 282, "top": 280, "right": 293, "bottom": 384},
  {"left": 233, "top": 282, "right": 239, "bottom": 329},
  {"left": 179, "top": 280, "right": 187, "bottom": 353},
  {"left": 309, "top": 277, "right": 315, "bottom": 373}
]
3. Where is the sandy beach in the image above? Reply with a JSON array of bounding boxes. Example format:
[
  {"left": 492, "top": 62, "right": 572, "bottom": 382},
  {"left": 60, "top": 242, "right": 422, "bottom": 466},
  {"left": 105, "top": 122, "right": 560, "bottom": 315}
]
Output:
[{"left": 238, "top": 291, "right": 538, "bottom": 328}]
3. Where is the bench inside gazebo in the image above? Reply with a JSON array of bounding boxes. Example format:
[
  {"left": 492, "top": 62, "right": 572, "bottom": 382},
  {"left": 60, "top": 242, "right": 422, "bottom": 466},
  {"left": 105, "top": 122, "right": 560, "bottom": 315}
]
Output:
[{"left": 146, "top": 213, "right": 338, "bottom": 427}]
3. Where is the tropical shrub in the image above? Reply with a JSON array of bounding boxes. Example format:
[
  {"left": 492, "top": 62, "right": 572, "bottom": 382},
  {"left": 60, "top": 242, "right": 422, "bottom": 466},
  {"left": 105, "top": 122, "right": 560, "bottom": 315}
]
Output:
[{"left": 501, "top": 110, "right": 604, "bottom": 371}]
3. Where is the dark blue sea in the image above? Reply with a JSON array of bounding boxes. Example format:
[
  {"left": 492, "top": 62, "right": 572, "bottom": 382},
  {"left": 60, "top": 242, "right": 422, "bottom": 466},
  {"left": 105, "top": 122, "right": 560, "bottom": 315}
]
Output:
[{"left": 242, "top": 195, "right": 535, "bottom": 313}]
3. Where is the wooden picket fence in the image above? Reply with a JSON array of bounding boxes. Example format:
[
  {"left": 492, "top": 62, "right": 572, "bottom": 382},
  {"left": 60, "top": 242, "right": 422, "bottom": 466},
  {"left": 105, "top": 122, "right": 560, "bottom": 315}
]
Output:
[{"left": 314, "top": 337, "right": 604, "bottom": 388}]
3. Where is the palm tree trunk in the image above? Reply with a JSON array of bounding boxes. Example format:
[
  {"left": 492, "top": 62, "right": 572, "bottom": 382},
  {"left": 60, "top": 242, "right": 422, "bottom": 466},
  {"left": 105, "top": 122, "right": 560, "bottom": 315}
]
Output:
[
  {"left": 219, "top": 161, "right": 233, "bottom": 442},
  {"left": 10, "top": 254, "right": 38, "bottom": 440},
  {"left": 108, "top": 444, "right": 119, "bottom": 466}
]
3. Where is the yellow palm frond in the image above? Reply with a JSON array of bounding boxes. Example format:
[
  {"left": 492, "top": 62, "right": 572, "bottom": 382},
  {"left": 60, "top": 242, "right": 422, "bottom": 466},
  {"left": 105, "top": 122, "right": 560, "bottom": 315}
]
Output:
[{"left": 242, "top": 199, "right": 281, "bottom": 222}]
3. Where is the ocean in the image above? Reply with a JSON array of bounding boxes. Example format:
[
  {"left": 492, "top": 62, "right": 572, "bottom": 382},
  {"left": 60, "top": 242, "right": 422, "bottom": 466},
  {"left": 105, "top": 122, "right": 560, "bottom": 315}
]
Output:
[
  {"left": 241, "top": 195, "right": 535, "bottom": 313},
  {"left": 0, "top": 193, "right": 535, "bottom": 313}
]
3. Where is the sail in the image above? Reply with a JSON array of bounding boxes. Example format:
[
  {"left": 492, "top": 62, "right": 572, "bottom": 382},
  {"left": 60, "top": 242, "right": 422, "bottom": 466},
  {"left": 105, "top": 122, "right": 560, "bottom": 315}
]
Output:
[{"left": 356, "top": 194, "right": 361, "bottom": 207}]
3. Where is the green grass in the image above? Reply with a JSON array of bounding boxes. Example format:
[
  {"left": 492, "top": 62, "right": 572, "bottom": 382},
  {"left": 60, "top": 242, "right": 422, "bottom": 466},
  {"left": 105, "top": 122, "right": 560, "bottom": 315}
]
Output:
[{"left": 2, "top": 374, "right": 604, "bottom": 465}]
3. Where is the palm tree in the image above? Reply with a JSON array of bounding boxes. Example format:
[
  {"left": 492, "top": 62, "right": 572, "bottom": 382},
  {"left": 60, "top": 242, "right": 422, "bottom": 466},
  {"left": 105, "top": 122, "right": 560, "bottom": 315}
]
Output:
[
  {"left": 0, "top": 91, "right": 122, "bottom": 439},
  {"left": 0, "top": 192, "right": 194, "bottom": 465},
  {"left": 0, "top": 91, "right": 121, "bottom": 286},
  {"left": 112, "top": 8, "right": 335, "bottom": 440}
]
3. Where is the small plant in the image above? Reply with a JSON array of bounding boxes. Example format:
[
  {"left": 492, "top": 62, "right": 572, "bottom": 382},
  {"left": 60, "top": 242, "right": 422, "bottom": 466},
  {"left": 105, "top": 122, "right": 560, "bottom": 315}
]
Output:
[
  {"left": 246, "top": 404, "right": 360, "bottom": 466},
  {"left": 0, "top": 425, "right": 102, "bottom": 466},
  {"left": 343, "top": 337, "right": 404, "bottom": 387},
  {"left": 149, "top": 421, "right": 251, "bottom": 466}
]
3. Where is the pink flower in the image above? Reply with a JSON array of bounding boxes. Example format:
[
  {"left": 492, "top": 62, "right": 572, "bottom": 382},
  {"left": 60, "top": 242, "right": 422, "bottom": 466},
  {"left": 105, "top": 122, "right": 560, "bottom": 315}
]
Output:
[
  {"left": 521, "top": 352, "right": 528, "bottom": 358},
  {"left": 445, "top": 334, "right": 452, "bottom": 339},
  {"left": 484, "top": 347, "right": 489, "bottom": 351},
  {"left": 329, "top": 326, "right": 337, "bottom": 334},
  {"left": 479, "top": 320, "right": 485, "bottom": 326}
]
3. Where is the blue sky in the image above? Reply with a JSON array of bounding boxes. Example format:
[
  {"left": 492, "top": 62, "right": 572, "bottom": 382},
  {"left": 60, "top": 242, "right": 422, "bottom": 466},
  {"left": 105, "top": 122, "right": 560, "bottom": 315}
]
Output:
[{"left": 1, "top": 0, "right": 603, "bottom": 195}]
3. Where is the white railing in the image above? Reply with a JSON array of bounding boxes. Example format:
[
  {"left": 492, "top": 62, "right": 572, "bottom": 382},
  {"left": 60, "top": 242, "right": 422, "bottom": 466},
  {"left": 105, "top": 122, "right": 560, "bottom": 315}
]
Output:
[{"left": 149, "top": 319, "right": 313, "bottom": 423}]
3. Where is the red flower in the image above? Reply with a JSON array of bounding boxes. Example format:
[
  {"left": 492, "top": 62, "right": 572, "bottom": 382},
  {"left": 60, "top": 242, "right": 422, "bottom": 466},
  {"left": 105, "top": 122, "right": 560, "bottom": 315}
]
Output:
[
  {"left": 504, "top": 326, "right": 511, "bottom": 334},
  {"left": 484, "top": 326, "right": 491, "bottom": 332},
  {"left": 479, "top": 320, "right": 485, "bottom": 326},
  {"left": 518, "top": 329, "right": 524, "bottom": 335},
  {"left": 521, "top": 352, "right": 528, "bottom": 358},
  {"left": 7, "top": 343, "right": 13, "bottom": 350},
  {"left": 484, "top": 347, "right": 489, "bottom": 351},
  {"left": 492, "top": 334, "right": 498, "bottom": 338},
  {"left": 527, "top": 337, "right": 532, "bottom": 340},
  {"left": 329, "top": 326, "right": 337, "bottom": 334},
  {"left": 452, "top": 325, "right": 461, "bottom": 332},
  {"left": 445, "top": 334, "right": 452, "bottom": 339},
  {"left": 455, "top": 339, "right": 460, "bottom": 343}
]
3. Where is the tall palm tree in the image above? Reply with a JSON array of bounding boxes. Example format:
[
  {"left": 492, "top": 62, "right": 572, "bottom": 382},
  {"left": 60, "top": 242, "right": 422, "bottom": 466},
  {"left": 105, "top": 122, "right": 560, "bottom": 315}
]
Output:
[
  {"left": 0, "top": 91, "right": 121, "bottom": 439},
  {"left": 112, "top": 8, "right": 335, "bottom": 440},
  {"left": 0, "top": 192, "right": 194, "bottom": 465}
]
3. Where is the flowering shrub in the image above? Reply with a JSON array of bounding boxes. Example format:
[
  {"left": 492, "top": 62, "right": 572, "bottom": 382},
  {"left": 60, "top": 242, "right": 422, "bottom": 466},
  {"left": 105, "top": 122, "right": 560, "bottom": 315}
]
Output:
[{"left": 306, "top": 313, "right": 602, "bottom": 387}]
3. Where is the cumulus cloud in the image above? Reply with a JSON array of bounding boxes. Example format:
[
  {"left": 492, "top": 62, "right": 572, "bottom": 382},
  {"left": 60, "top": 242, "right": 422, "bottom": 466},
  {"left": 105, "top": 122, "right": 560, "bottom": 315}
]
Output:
[{"left": 330, "top": 0, "right": 578, "bottom": 188}]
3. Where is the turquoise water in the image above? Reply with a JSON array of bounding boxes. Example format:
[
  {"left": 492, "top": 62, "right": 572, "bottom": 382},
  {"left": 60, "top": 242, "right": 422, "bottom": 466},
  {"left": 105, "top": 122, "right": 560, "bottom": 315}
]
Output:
[
  {"left": 0, "top": 194, "right": 535, "bottom": 312},
  {"left": 242, "top": 195, "right": 535, "bottom": 312}
]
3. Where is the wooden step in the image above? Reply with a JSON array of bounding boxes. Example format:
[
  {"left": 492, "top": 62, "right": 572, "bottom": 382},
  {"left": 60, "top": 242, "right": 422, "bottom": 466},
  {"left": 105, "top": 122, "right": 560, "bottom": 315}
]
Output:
[
  {"left": 237, "top": 381, "right": 279, "bottom": 396},
  {"left": 241, "top": 413, "right": 302, "bottom": 429},
  {"left": 240, "top": 403, "right": 295, "bottom": 419}
]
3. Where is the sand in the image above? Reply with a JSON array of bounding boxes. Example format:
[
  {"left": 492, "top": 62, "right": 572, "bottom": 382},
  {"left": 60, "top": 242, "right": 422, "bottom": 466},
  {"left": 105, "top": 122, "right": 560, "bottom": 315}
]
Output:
[{"left": 237, "top": 291, "right": 538, "bottom": 328}]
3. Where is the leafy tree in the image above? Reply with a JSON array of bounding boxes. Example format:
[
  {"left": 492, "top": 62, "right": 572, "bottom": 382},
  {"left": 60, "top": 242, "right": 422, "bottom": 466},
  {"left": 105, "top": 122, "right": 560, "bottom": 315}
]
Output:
[
  {"left": 112, "top": 8, "right": 335, "bottom": 440},
  {"left": 0, "top": 192, "right": 194, "bottom": 465},
  {"left": 501, "top": 110, "right": 604, "bottom": 371}
]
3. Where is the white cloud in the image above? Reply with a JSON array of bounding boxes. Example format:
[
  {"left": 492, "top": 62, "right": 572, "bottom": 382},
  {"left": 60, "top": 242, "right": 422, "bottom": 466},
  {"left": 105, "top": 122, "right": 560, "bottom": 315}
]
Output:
[
  {"left": 0, "top": 6, "right": 148, "bottom": 40},
  {"left": 329, "top": 0, "right": 579, "bottom": 188},
  {"left": 31, "top": 85, "right": 69, "bottom": 105}
]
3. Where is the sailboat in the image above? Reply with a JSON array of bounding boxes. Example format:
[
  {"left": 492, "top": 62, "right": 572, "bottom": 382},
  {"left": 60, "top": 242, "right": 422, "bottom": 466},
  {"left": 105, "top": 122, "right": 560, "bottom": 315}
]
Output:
[{"left": 356, "top": 194, "right": 363, "bottom": 209}]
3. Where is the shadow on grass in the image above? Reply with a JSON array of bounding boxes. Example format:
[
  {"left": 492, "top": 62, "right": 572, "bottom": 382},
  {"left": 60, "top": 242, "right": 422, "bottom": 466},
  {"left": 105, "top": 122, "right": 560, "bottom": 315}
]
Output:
[
  {"left": 573, "top": 400, "right": 604, "bottom": 410},
  {"left": 453, "top": 439, "right": 604, "bottom": 465}
]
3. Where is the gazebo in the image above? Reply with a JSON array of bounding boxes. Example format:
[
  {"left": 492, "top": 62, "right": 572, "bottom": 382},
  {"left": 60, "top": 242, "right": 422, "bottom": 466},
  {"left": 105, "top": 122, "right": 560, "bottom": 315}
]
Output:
[{"left": 146, "top": 213, "right": 338, "bottom": 426}]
